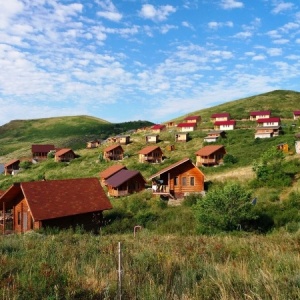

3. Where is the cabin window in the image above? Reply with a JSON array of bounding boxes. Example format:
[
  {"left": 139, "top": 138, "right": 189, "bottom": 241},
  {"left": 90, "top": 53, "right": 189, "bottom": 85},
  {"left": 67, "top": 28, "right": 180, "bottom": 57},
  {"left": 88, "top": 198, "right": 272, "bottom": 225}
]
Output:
[
  {"left": 174, "top": 177, "right": 178, "bottom": 186},
  {"left": 182, "top": 177, "right": 187, "bottom": 186},
  {"left": 190, "top": 177, "right": 195, "bottom": 186},
  {"left": 17, "top": 212, "right": 21, "bottom": 225}
]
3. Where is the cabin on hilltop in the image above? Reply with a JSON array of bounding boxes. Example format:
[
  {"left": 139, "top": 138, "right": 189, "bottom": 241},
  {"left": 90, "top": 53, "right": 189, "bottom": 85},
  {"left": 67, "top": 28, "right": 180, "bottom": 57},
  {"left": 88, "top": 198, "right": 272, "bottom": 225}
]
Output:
[
  {"left": 54, "top": 148, "right": 76, "bottom": 162},
  {"left": 138, "top": 146, "right": 164, "bottom": 163},
  {"left": 177, "top": 122, "right": 196, "bottom": 132},
  {"left": 175, "top": 132, "right": 189, "bottom": 142},
  {"left": 214, "top": 120, "right": 236, "bottom": 131},
  {"left": 32, "top": 144, "right": 55, "bottom": 161},
  {"left": 151, "top": 124, "right": 166, "bottom": 133},
  {"left": 204, "top": 130, "right": 226, "bottom": 143},
  {"left": 99, "top": 164, "right": 127, "bottom": 186},
  {"left": 293, "top": 111, "right": 300, "bottom": 120},
  {"left": 103, "top": 145, "right": 124, "bottom": 161},
  {"left": 250, "top": 110, "right": 271, "bottom": 121},
  {"left": 86, "top": 140, "right": 101, "bottom": 149},
  {"left": 211, "top": 113, "right": 230, "bottom": 122},
  {"left": 0, "top": 178, "right": 112, "bottom": 234},
  {"left": 145, "top": 134, "right": 159, "bottom": 143},
  {"left": 184, "top": 115, "right": 201, "bottom": 125},
  {"left": 195, "top": 145, "right": 226, "bottom": 167},
  {"left": 148, "top": 158, "right": 205, "bottom": 200},
  {"left": 4, "top": 159, "right": 20, "bottom": 176},
  {"left": 105, "top": 169, "right": 146, "bottom": 197}
]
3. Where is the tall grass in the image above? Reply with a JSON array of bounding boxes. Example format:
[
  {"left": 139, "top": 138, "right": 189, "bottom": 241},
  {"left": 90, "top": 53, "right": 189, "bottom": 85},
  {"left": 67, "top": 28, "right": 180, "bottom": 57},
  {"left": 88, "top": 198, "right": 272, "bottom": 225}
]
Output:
[{"left": 1, "top": 230, "right": 300, "bottom": 299}]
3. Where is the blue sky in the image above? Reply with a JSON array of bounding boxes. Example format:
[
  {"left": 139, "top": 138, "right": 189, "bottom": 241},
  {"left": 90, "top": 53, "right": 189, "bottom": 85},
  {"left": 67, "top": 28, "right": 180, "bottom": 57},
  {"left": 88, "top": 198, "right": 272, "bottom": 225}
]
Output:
[{"left": 0, "top": 0, "right": 300, "bottom": 125}]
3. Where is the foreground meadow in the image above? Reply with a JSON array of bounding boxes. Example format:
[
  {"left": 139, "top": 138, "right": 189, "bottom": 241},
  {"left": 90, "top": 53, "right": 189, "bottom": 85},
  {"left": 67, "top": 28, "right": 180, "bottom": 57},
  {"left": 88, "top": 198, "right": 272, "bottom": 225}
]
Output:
[{"left": 1, "top": 230, "right": 300, "bottom": 300}]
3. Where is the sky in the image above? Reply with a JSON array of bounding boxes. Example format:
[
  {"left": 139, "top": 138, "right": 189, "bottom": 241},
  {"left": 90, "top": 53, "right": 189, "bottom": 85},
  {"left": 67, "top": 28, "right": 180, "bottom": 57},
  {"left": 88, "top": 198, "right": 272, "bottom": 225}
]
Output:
[{"left": 0, "top": 0, "right": 300, "bottom": 126}]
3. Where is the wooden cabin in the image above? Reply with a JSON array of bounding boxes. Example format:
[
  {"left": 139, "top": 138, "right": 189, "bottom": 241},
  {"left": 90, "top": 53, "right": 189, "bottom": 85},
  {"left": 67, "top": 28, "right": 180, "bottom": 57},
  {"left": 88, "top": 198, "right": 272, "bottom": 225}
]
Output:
[
  {"left": 86, "top": 140, "right": 101, "bottom": 149},
  {"left": 99, "top": 165, "right": 127, "bottom": 185},
  {"left": 255, "top": 127, "right": 281, "bottom": 138},
  {"left": 105, "top": 170, "right": 146, "bottom": 197},
  {"left": 195, "top": 145, "right": 226, "bottom": 167},
  {"left": 204, "top": 130, "right": 226, "bottom": 143},
  {"left": 54, "top": 148, "right": 76, "bottom": 162},
  {"left": 250, "top": 110, "right": 271, "bottom": 121},
  {"left": 148, "top": 158, "right": 205, "bottom": 200},
  {"left": 103, "top": 145, "right": 124, "bottom": 161},
  {"left": 214, "top": 120, "right": 236, "bottom": 131},
  {"left": 32, "top": 144, "right": 55, "bottom": 161},
  {"left": 175, "top": 132, "right": 189, "bottom": 142},
  {"left": 176, "top": 122, "right": 196, "bottom": 132},
  {"left": 138, "top": 146, "right": 163, "bottom": 163},
  {"left": 146, "top": 134, "right": 159, "bottom": 143},
  {"left": 184, "top": 115, "right": 201, "bottom": 125},
  {"left": 117, "top": 135, "right": 130, "bottom": 145},
  {"left": 151, "top": 124, "right": 166, "bottom": 133},
  {"left": 0, "top": 178, "right": 112, "bottom": 234},
  {"left": 166, "top": 121, "right": 176, "bottom": 128},
  {"left": 211, "top": 113, "right": 230, "bottom": 122},
  {"left": 4, "top": 159, "right": 20, "bottom": 176}
]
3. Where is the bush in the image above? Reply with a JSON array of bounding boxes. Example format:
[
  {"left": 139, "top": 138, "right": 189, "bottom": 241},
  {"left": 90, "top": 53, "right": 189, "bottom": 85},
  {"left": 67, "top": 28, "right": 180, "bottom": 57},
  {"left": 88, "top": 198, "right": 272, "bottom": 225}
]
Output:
[
  {"left": 182, "top": 193, "right": 201, "bottom": 207},
  {"left": 19, "top": 161, "right": 32, "bottom": 170},
  {"left": 223, "top": 154, "right": 238, "bottom": 164}
]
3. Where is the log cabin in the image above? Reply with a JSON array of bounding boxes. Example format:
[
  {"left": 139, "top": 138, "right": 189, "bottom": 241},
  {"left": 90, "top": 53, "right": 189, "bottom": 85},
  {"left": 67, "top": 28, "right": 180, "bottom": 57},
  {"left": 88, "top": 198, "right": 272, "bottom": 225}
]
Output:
[
  {"left": 105, "top": 170, "right": 146, "bottom": 197},
  {"left": 32, "top": 144, "right": 55, "bottom": 161},
  {"left": 195, "top": 145, "right": 226, "bottom": 167},
  {"left": 4, "top": 159, "right": 20, "bottom": 176},
  {"left": 54, "top": 148, "right": 76, "bottom": 162},
  {"left": 138, "top": 146, "right": 164, "bottom": 163},
  {"left": 148, "top": 157, "right": 205, "bottom": 200},
  {"left": 99, "top": 164, "right": 127, "bottom": 185},
  {"left": 103, "top": 145, "right": 124, "bottom": 161},
  {"left": 0, "top": 178, "right": 112, "bottom": 234}
]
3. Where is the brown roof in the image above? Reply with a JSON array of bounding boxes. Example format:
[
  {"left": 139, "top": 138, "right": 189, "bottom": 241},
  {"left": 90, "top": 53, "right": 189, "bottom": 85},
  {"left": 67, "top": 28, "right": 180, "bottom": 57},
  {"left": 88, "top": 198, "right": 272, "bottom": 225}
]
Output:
[
  {"left": 4, "top": 159, "right": 20, "bottom": 168},
  {"left": 99, "top": 165, "right": 127, "bottom": 179},
  {"left": 195, "top": 145, "right": 225, "bottom": 156},
  {"left": 149, "top": 158, "right": 204, "bottom": 180},
  {"left": 0, "top": 178, "right": 112, "bottom": 221},
  {"left": 138, "top": 145, "right": 162, "bottom": 155},
  {"left": 32, "top": 144, "right": 55, "bottom": 153},
  {"left": 106, "top": 169, "right": 146, "bottom": 188},
  {"left": 55, "top": 148, "right": 75, "bottom": 157},
  {"left": 104, "top": 144, "right": 123, "bottom": 152}
]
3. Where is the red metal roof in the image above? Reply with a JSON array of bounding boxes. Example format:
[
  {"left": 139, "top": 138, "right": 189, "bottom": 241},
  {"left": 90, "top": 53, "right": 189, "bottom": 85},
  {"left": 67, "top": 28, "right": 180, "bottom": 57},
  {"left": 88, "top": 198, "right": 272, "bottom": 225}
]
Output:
[
  {"left": 211, "top": 113, "right": 230, "bottom": 118},
  {"left": 195, "top": 145, "right": 225, "bottom": 156},
  {"left": 4, "top": 159, "right": 20, "bottom": 168},
  {"left": 104, "top": 144, "right": 124, "bottom": 152},
  {"left": 151, "top": 124, "right": 166, "bottom": 130},
  {"left": 294, "top": 111, "right": 300, "bottom": 115},
  {"left": 257, "top": 117, "right": 281, "bottom": 123},
  {"left": 99, "top": 165, "right": 127, "bottom": 179},
  {"left": 177, "top": 122, "right": 196, "bottom": 128},
  {"left": 32, "top": 144, "right": 55, "bottom": 153},
  {"left": 138, "top": 145, "right": 162, "bottom": 155},
  {"left": 148, "top": 158, "right": 204, "bottom": 180},
  {"left": 55, "top": 148, "right": 75, "bottom": 157},
  {"left": 250, "top": 110, "right": 271, "bottom": 116},
  {"left": 18, "top": 178, "right": 112, "bottom": 221},
  {"left": 214, "top": 120, "right": 236, "bottom": 125},
  {"left": 106, "top": 169, "right": 146, "bottom": 188}
]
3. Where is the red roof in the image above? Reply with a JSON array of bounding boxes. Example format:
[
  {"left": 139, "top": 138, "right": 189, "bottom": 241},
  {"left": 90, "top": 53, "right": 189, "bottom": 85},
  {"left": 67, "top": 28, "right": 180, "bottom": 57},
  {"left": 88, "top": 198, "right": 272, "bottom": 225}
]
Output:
[
  {"left": 55, "top": 148, "right": 75, "bottom": 157},
  {"left": 4, "top": 159, "right": 20, "bottom": 168},
  {"left": 250, "top": 110, "right": 271, "bottom": 116},
  {"left": 138, "top": 145, "right": 162, "bottom": 155},
  {"left": 106, "top": 169, "right": 146, "bottom": 188},
  {"left": 211, "top": 113, "right": 230, "bottom": 118},
  {"left": 214, "top": 120, "right": 236, "bottom": 125},
  {"left": 184, "top": 116, "right": 200, "bottom": 121},
  {"left": 99, "top": 165, "right": 127, "bottom": 179},
  {"left": 257, "top": 117, "right": 281, "bottom": 123},
  {"left": 149, "top": 158, "right": 204, "bottom": 180},
  {"left": 177, "top": 122, "right": 196, "bottom": 128},
  {"left": 0, "top": 178, "right": 112, "bottom": 221},
  {"left": 32, "top": 144, "right": 55, "bottom": 153},
  {"left": 104, "top": 144, "right": 124, "bottom": 152},
  {"left": 151, "top": 124, "right": 166, "bottom": 130},
  {"left": 294, "top": 111, "right": 300, "bottom": 115},
  {"left": 195, "top": 145, "right": 225, "bottom": 156}
]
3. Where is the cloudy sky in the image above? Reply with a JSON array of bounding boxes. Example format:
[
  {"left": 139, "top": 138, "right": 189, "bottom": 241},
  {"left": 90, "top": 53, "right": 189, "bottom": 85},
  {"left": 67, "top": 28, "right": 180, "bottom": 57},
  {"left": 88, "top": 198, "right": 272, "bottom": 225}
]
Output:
[{"left": 0, "top": 0, "right": 299, "bottom": 125}]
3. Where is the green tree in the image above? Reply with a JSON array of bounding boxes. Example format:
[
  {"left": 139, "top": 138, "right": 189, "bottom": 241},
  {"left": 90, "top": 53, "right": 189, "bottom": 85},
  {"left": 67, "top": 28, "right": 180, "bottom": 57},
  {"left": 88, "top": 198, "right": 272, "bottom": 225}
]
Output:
[{"left": 194, "top": 182, "right": 257, "bottom": 234}]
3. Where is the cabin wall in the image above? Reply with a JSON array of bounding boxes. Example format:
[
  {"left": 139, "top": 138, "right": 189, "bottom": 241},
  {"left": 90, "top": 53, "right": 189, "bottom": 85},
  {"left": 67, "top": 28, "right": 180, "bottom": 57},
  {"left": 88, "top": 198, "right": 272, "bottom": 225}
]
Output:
[{"left": 14, "top": 198, "right": 34, "bottom": 233}]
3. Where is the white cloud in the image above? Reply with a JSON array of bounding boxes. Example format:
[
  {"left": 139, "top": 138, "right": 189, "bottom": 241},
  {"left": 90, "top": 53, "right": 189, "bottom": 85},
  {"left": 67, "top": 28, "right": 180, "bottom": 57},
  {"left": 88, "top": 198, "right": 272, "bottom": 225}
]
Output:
[
  {"left": 252, "top": 55, "right": 266, "bottom": 61},
  {"left": 208, "top": 21, "right": 233, "bottom": 29},
  {"left": 0, "top": 0, "right": 24, "bottom": 29},
  {"left": 139, "top": 4, "right": 176, "bottom": 22},
  {"left": 96, "top": 0, "right": 122, "bottom": 22},
  {"left": 272, "top": 2, "right": 294, "bottom": 14},
  {"left": 273, "top": 38, "right": 289, "bottom": 44},
  {"left": 234, "top": 31, "right": 252, "bottom": 39},
  {"left": 267, "top": 48, "right": 282, "bottom": 56},
  {"left": 220, "top": 0, "right": 244, "bottom": 10}
]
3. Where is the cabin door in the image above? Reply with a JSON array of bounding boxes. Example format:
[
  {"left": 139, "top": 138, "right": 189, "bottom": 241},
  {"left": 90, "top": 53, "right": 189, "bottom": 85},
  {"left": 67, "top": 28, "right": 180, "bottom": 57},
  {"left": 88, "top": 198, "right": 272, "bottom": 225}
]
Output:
[{"left": 23, "top": 213, "right": 28, "bottom": 231}]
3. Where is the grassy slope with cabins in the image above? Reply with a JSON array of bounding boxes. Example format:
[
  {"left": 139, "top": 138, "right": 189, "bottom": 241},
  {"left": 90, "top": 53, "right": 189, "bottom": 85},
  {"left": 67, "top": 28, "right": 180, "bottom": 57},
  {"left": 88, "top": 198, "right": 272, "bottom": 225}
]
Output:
[{"left": 1, "top": 90, "right": 300, "bottom": 299}]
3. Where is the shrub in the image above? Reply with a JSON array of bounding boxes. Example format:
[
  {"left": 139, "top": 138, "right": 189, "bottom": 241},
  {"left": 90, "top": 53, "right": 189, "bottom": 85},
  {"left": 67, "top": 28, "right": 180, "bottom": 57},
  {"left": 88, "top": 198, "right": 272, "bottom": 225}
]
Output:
[
  {"left": 19, "top": 161, "right": 32, "bottom": 170},
  {"left": 182, "top": 193, "right": 201, "bottom": 207},
  {"left": 223, "top": 154, "right": 238, "bottom": 164}
]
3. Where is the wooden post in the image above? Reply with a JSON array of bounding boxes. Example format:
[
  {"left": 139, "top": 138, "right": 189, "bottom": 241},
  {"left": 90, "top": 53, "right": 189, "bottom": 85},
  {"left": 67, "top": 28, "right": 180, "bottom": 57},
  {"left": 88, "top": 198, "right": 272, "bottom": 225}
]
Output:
[
  {"left": 118, "top": 242, "right": 122, "bottom": 300},
  {"left": 2, "top": 202, "right": 5, "bottom": 235}
]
